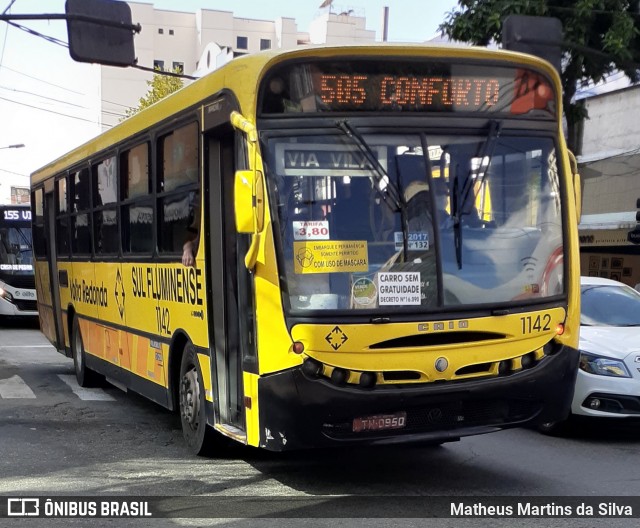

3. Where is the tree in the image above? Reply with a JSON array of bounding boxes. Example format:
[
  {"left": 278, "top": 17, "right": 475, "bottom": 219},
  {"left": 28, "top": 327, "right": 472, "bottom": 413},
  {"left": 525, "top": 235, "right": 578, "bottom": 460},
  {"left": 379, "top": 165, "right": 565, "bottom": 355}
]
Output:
[
  {"left": 439, "top": 0, "right": 640, "bottom": 152},
  {"left": 123, "top": 70, "right": 184, "bottom": 119}
]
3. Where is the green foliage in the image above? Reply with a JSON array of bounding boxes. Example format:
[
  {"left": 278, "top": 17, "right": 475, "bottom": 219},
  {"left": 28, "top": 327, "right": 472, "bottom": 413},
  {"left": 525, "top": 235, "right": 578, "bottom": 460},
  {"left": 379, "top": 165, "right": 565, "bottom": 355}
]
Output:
[
  {"left": 439, "top": 0, "right": 640, "bottom": 151},
  {"left": 123, "top": 70, "right": 184, "bottom": 119}
]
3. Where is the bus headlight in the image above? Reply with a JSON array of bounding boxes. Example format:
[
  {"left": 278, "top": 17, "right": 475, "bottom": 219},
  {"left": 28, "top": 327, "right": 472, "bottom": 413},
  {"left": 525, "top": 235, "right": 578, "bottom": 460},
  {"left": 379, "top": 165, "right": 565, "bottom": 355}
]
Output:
[
  {"left": 579, "top": 352, "right": 631, "bottom": 378},
  {"left": 0, "top": 287, "right": 14, "bottom": 303}
]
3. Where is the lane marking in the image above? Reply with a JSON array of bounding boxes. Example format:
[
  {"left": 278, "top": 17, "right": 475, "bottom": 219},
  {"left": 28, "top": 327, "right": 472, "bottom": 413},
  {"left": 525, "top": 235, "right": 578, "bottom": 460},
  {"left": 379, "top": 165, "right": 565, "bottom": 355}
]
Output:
[
  {"left": 0, "top": 345, "right": 55, "bottom": 348},
  {"left": 57, "top": 375, "right": 116, "bottom": 401},
  {"left": 0, "top": 375, "right": 37, "bottom": 399}
]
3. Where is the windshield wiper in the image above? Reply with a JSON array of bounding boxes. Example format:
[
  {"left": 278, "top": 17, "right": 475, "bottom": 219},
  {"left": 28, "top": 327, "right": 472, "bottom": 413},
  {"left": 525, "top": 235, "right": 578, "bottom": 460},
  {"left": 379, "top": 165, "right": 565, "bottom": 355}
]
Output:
[
  {"left": 15, "top": 228, "right": 32, "bottom": 250},
  {"left": 459, "top": 120, "right": 503, "bottom": 214},
  {"left": 336, "top": 119, "right": 404, "bottom": 212},
  {"left": 335, "top": 119, "right": 410, "bottom": 260},
  {"left": 451, "top": 120, "right": 503, "bottom": 269}
]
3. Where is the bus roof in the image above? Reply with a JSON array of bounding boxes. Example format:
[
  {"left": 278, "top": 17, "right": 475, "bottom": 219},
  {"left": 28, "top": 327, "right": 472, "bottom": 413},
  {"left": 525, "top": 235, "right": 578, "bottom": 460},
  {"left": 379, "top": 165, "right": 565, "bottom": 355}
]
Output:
[{"left": 30, "top": 43, "right": 560, "bottom": 187}]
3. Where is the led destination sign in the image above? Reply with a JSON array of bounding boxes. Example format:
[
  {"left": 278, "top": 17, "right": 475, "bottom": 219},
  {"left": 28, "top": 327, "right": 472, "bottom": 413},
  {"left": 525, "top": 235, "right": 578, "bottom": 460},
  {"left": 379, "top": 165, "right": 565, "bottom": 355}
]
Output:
[
  {"left": 261, "top": 60, "right": 556, "bottom": 117},
  {"left": 320, "top": 74, "right": 501, "bottom": 109},
  {"left": 2, "top": 208, "right": 31, "bottom": 222}
]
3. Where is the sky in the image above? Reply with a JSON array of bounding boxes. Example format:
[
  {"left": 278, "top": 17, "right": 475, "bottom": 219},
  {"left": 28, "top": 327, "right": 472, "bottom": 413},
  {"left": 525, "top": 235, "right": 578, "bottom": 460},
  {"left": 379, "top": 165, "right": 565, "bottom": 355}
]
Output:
[{"left": 0, "top": 0, "right": 459, "bottom": 199}]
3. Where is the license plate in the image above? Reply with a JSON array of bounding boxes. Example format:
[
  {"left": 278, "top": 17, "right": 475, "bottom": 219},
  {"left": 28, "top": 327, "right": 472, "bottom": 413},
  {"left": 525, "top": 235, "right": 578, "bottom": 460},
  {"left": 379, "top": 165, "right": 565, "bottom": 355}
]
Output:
[{"left": 353, "top": 411, "right": 407, "bottom": 433}]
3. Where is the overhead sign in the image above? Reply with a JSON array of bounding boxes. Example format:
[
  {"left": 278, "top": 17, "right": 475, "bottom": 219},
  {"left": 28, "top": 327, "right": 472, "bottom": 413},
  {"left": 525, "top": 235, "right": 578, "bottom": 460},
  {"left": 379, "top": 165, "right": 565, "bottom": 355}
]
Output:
[{"left": 66, "top": 0, "right": 138, "bottom": 67}]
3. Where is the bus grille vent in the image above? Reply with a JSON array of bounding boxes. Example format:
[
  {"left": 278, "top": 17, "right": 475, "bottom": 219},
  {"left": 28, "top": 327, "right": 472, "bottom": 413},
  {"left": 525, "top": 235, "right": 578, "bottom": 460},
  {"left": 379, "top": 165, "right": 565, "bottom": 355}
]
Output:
[
  {"left": 382, "top": 371, "right": 421, "bottom": 382},
  {"left": 369, "top": 331, "right": 505, "bottom": 349},
  {"left": 455, "top": 362, "right": 494, "bottom": 376},
  {"left": 15, "top": 300, "right": 37, "bottom": 312}
]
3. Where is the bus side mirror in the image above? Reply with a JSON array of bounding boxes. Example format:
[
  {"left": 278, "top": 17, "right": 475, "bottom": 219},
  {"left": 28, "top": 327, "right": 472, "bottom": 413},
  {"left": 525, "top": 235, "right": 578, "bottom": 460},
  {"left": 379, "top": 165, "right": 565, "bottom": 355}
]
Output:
[
  {"left": 234, "top": 169, "right": 265, "bottom": 233},
  {"left": 234, "top": 169, "right": 265, "bottom": 270},
  {"left": 235, "top": 170, "right": 255, "bottom": 233},
  {"left": 568, "top": 152, "right": 582, "bottom": 223},
  {"left": 254, "top": 170, "right": 265, "bottom": 232},
  {"left": 573, "top": 172, "right": 582, "bottom": 223}
]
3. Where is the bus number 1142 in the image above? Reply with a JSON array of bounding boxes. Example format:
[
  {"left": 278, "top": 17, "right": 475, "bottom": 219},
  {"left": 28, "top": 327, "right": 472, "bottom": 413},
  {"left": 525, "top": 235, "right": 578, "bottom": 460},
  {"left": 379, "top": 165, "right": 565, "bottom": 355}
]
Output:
[{"left": 520, "top": 314, "right": 551, "bottom": 334}]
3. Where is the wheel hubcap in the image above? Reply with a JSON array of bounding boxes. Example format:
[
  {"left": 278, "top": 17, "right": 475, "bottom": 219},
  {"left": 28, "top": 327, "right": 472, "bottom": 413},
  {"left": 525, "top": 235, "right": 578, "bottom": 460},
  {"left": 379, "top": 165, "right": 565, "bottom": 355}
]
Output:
[{"left": 180, "top": 366, "right": 200, "bottom": 431}]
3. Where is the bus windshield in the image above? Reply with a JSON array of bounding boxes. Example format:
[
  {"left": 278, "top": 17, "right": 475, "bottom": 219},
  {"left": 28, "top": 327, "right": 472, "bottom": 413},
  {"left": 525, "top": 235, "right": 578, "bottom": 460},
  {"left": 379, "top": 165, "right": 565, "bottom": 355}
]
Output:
[
  {"left": 266, "top": 131, "right": 563, "bottom": 312},
  {"left": 0, "top": 223, "right": 33, "bottom": 273}
]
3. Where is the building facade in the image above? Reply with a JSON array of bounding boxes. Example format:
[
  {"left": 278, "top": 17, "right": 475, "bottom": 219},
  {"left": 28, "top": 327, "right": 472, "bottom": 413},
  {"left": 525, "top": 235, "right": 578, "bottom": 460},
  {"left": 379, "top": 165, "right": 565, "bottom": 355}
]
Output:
[
  {"left": 577, "top": 83, "right": 640, "bottom": 287},
  {"left": 99, "top": 2, "right": 376, "bottom": 129}
]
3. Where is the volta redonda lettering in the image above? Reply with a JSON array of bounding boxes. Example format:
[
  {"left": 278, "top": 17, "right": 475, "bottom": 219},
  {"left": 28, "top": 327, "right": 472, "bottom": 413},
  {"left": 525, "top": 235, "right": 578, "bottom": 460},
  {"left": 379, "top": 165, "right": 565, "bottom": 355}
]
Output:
[
  {"left": 131, "top": 266, "right": 203, "bottom": 306},
  {"left": 70, "top": 279, "right": 108, "bottom": 307}
]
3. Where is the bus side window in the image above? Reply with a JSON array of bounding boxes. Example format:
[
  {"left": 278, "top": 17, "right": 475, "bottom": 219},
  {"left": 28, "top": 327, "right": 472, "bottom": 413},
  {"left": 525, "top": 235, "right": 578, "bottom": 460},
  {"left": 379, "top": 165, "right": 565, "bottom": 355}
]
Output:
[
  {"left": 71, "top": 168, "right": 92, "bottom": 255},
  {"left": 157, "top": 122, "right": 200, "bottom": 258},
  {"left": 31, "top": 188, "right": 46, "bottom": 258},
  {"left": 121, "top": 142, "right": 153, "bottom": 255},
  {"left": 93, "top": 156, "right": 119, "bottom": 255}
]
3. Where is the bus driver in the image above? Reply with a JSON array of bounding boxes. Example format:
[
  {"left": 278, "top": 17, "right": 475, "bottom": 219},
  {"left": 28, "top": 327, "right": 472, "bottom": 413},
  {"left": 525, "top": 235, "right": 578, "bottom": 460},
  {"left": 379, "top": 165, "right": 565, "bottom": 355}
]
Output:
[{"left": 182, "top": 194, "right": 200, "bottom": 267}]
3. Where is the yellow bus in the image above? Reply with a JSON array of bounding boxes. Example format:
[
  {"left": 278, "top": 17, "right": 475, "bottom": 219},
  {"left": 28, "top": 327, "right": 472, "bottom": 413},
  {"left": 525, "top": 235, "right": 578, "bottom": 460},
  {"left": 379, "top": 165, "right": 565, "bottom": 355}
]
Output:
[{"left": 31, "top": 43, "right": 582, "bottom": 455}]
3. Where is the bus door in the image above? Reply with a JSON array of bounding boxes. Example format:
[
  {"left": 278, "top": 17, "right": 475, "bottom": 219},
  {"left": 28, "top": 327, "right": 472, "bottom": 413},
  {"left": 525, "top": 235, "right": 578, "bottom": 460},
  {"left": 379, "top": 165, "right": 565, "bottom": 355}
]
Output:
[
  {"left": 44, "top": 190, "right": 65, "bottom": 349},
  {"left": 203, "top": 100, "right": 254, "bottom": 434}
]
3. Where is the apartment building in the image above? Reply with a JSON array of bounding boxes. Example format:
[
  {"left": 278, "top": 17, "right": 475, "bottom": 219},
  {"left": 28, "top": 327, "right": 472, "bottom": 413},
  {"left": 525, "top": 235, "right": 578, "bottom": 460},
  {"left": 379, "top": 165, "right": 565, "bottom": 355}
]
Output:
[{"left": 99, "top": 2, "right": 376, "bottom": 129}]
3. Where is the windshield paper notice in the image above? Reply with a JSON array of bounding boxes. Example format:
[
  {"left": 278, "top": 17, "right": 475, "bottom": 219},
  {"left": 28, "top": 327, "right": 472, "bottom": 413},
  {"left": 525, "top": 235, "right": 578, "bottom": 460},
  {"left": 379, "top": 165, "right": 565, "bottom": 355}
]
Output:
[
  {"left": 293, "top": 240, "right": 368, "bottom": 274},
  {"left": 293, "top": 220, "right": 330, "bottom": 240},
  {"left": 377, "top": 271, "right": 421, "bottom": 305}
]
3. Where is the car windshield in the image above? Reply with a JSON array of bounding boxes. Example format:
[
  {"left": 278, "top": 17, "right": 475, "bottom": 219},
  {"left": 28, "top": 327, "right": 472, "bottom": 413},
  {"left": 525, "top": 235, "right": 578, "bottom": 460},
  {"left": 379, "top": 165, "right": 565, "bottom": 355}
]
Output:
[
  {"left": 265, "top": 132, "right": 564, "bottom": 313},
  {"left": 581, "top": 283, "right": 640, "bottom": 326}
]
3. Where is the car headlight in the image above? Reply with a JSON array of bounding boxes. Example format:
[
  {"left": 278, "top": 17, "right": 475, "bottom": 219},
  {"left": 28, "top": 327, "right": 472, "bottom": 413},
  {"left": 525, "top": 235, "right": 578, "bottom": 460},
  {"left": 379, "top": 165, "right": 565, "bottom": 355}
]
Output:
[{"left": 579, "top": 351, "right": 631, "bottom": 378}]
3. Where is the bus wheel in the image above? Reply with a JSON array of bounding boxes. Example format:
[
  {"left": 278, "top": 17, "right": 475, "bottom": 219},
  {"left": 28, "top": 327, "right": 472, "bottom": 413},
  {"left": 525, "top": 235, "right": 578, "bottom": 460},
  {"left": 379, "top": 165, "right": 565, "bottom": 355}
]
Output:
[
  {"left": 71, "top": 316, "right": 100, "bottom": 387},
  {"left": 179, "top": 343, "right": 214, "bottom": 456}
]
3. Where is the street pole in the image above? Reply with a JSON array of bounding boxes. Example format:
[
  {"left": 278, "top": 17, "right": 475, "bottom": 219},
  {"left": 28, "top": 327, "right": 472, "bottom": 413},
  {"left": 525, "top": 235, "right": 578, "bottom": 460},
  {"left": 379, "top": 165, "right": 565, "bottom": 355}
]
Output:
[{"left": 0, "top": 144, "right": 25, "bottom": 150}]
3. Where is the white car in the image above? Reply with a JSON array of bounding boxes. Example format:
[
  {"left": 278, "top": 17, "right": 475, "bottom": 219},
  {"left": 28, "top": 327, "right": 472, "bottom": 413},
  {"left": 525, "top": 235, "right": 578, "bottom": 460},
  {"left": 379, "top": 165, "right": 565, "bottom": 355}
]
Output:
[{"left": 540, "top": 276, "right": 640, "bottom": 433}]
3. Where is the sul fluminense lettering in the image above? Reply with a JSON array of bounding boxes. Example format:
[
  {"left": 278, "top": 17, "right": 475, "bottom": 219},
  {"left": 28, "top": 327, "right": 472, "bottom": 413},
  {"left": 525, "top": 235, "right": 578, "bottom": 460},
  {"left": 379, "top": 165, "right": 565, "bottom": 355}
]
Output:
[{"left": 131, "top": 266, "right": 203, "bottom": 306}]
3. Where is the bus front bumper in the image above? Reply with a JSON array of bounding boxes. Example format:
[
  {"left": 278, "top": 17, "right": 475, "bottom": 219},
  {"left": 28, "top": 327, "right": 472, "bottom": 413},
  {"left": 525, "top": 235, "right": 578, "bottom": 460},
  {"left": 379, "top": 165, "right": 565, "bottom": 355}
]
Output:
[
  {"left": 256, "top": 345, "right": 579, "bottom": 451},
  {"left": 0, "top": 294, "right": 38, "bottom": 317}
]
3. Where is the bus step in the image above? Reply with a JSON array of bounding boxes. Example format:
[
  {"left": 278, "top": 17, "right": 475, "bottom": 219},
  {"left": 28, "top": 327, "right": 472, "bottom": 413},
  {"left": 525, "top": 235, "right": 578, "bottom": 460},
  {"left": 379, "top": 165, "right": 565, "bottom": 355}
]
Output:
[{"left": 215, "top": 424, "right": 247, "bottom": 442}]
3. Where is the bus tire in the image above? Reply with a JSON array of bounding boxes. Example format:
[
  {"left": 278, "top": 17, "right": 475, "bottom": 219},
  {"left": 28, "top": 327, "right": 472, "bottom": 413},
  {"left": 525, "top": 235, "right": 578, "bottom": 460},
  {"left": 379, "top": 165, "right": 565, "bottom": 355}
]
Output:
[
  {"left": 71, "top": 316, "right": 100, "bottom": 387},
  {"left": 179, "top": 343, "right": 215, "bottom": 456}
]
